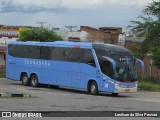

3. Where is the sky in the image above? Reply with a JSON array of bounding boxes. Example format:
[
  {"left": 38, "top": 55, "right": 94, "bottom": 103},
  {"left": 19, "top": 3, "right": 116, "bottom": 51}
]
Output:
[{"left": 0, "top": 0, "right": 153, "bottom": 29}]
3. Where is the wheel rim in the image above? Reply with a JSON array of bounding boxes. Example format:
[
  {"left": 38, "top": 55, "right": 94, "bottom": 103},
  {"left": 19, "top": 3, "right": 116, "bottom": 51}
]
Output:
[
  {"left": 23, "top": 76, "right": 28, "bottom": 84},
  {"left": 32, "top": 77, "right": 37, "bottom": 86},
  {"left": 91, "top": 84, "right": 96, "bottom": 93}
]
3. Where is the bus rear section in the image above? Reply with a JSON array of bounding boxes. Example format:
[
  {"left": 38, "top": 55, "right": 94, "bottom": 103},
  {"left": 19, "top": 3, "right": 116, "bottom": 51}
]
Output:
[{"left": 6, "top": 42, "right": 101, "bottom": 95}]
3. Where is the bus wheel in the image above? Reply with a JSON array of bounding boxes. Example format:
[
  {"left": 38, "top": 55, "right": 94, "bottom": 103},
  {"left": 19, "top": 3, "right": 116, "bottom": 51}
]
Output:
[
  {"left": 21, "top": 73, "right": 30, "bottom": 86},
  {"left": 89, "top": 81, "right": 98, "bottom": 95},
  {"left": 30, "top": 74, "right": 39, "bottom": 87}
]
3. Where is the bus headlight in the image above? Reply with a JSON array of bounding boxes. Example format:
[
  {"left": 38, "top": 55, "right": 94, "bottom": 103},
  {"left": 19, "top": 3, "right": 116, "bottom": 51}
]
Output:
[{"left": 115, "top": 83, "right": 120, "bottom": 87}]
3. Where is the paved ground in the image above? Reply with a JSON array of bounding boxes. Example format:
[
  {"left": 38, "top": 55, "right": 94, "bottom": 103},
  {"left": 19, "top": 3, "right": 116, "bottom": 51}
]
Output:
[{"left": 0, "top": 78, "right": 160, "bottom": 120}]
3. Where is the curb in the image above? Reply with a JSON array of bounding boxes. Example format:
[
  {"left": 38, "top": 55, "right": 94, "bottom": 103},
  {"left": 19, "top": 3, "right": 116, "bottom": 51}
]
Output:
[{"left": 0, "top": 93, "right": 32, "bottom": 98}]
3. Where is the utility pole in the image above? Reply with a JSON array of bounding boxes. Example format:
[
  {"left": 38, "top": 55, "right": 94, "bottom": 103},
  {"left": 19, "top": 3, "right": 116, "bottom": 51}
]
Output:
[
  {"left": 65, "top": 25, "right": 77, "bottom": 32},
  {"left": 37, "top": 21, "right": 47, "bottom": 28}
]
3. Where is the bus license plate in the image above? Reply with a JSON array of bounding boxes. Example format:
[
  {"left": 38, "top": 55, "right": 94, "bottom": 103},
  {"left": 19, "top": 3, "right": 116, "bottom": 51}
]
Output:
[{"left": 125, "top": 89, "right": 130, "bottom": 92}]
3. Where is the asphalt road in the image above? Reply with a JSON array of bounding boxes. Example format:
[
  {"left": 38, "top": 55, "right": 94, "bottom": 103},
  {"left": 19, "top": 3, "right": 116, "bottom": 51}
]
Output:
[{"left": 0, "top": 78, "right": 160, "bottom": 120}]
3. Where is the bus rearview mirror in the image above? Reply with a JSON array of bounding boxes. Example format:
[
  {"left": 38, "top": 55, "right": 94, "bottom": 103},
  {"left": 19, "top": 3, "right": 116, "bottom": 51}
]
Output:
[{"left": 135, "top": 58, "right": 144, "bottom": 71}]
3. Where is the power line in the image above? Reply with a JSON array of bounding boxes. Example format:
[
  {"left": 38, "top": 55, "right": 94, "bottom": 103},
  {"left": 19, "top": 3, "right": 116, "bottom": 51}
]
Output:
[
  {"left": 37, "top": 21, "right": 47, "bottom": 28},
  {"left": 65, "top": 25, "right": 77, "bottom": 32}
]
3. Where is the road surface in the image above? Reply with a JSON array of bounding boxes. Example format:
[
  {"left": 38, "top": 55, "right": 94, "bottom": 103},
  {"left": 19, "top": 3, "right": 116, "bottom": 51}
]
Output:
[{"left": 0, "top": 78, "right": 159, "bottom": 120}]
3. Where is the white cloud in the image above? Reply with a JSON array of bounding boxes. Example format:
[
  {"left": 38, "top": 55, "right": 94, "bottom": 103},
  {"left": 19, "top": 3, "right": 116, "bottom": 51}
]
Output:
[
  {"left": 0, "top": 0, "right": 153, "bottom": 28},
  {"left": 0, "top": 0, "right": 154, "bottom": 28},
  {"left": 11, "top": 0, "right": 61, "bottom": 8},
  {"left": 61, "top": 0, "right": 105, "bottom": 9},
  {"left": 0, "top": 0, "right": 153, "bottom": 11},
  {"left": 61, "top": 0, "right": 153, "bottom": 9}
]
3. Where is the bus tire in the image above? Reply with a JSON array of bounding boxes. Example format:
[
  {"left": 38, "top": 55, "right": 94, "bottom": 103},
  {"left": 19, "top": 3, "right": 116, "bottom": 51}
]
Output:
[
  {"left": 89, "top": 81, "right": 99, "bottom": 95},
  {"left": 30, "top": 74, "right": 39, "bottom": 87},
  {"left": 21, "top": 73, "right": 30, "bottom": 86}
]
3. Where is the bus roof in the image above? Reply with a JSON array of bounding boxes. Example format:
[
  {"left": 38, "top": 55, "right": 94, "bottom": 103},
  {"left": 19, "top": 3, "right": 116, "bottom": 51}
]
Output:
[
  {"left": 8, "top": 41, "right": 92, "bottom": 48},
  {"left": 8, "top": 41, "right": 132, "bottom": 54},
  {"left": 93, "top": 43, "right": 133, "bottom": 55}
]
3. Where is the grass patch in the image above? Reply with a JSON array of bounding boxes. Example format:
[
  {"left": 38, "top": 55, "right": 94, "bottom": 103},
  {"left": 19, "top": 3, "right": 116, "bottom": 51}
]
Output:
[
  {"left": 0, "top": 71, "right": 5, "bottom": 78},
  {"left": 143, "top": 77, "right": 160, "bottom": 85},
  {"left": 138, "top": 81, "right": 160, "bottom": 91}
]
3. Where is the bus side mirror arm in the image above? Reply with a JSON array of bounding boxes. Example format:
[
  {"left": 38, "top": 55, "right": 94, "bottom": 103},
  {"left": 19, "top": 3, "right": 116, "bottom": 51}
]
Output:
[
  {"left": 102, "top": 56, "right": 116, "bottom": 71},
  {"left": 135, "top": 58, "right": 144, "bottom": 71}
]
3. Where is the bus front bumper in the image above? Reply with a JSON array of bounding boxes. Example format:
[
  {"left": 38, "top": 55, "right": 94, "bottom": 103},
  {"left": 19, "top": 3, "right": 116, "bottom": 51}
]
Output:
[{"left": 114, "top": 83, "right": 137, "bottom": 93}]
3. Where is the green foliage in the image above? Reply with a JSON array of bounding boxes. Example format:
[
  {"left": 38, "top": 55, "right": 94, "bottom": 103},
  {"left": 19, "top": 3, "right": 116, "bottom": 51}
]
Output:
[
  {"left": 129, "top": 43, "right": 142, "bottom": 58},
  {"left": 138, "top": 82, "right": 160, "bottom": 91},
  {"left": 138, "top": 76, "right": 160, "bottom": 91},
  {"left": 152, "top": 46, "right": 160, "bottom": 69},
  {"left": 143, "top": 0, "right": 160, "bottom": 19},
  {"left": 139, "top": 76, "right": 160, "bottom": 84},
  {"left": 129, "top": 42, "right": 152, "bottom": 59},
  {"left": 18, "top": 27, "right": 63, "bottom": 42},
  {"left": 0, "top": 71, "right": 5, "bottom": 78},
  {"left": 129, "top": 0, "right": 160, "bottom": 68}
]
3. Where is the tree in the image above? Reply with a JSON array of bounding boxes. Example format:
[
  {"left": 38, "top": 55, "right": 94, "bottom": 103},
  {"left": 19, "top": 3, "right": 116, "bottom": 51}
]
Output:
[
  {"left": 152, "top": 46, "right": 160, "bottom": 69},
  {"left": 18, "top": 27, "right": 63, "bottom": 42},
  {"left": 129, "top": 0, "right": 160, "bottom": 68}
]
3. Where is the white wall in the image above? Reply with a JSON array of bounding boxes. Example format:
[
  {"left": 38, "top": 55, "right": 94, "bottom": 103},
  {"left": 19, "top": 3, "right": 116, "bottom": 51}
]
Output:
[{"left": 0, "top": 37, "right": 18, "bottom": 45}]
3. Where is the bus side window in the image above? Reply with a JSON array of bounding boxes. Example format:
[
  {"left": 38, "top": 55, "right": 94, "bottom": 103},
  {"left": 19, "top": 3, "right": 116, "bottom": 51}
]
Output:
[
  {"left": 100, "top": 60, "right": 112, "bottom": 77},
  {"left": 8, "top": 45, "right": 26, "bottom": 58},
  {"left": 65, "top": 48, "right": 96, "bottom": 67},
  {"left": 41, "top": 47, "right": 51, "bottom": 60},
  {"left": 51, "top": 47, "right": 65, "bottom": 61},
  {"left": 83, "top": 49, "right": 96, "bottom": 67},
  {"left": 65, "top": 48, "right": 80, "bottom": 62},
  {"left": 26, "top": 46, "right": 41, "bottom": 59},
  {"left": 8, "top": 45, "right": 16, "bottom": 57}
]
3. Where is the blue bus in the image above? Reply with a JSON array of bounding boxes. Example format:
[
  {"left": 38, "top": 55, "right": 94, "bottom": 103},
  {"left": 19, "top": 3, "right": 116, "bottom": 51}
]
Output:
[{"left": 6, "top": 41, "right": 144, "bottom": 95}]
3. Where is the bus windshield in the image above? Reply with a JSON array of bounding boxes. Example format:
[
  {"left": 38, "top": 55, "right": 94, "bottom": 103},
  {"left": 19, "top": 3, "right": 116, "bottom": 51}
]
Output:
[
  {"left": 99, "top": 54, "right": 137, "bottom": 82},
  {"left": 111, "top": 54, "right": 137, "bottom": 82}
]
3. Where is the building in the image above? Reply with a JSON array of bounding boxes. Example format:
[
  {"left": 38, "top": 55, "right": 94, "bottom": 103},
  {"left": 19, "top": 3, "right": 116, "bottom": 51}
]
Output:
[
  {"left": 0, "top": 45, "right": 6, "bottom": 69},
  {"left": 54, "top": 28, "right": 89, "bottom": 41},
  {"left": 0, "top": 24, "right": 33, "bottom": 44},
  {"left": 80, "top": 26, "right": 122, "bottom": 44},
  {"left": 0, "top": 25, "right": 19, "bottom": 45},
  {"left": 0, "top": 24, "right": 32, "bottom": 67}
]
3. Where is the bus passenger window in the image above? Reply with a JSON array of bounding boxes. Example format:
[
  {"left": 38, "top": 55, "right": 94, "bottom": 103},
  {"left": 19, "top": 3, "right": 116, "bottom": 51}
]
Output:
[
  {"left": 41, "top": 47, "right": 51, "bottom": 60},
  {"left": 51, "top": 47, "right": 65, "bottom": 61}
]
